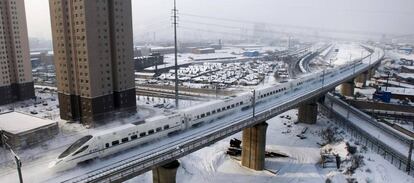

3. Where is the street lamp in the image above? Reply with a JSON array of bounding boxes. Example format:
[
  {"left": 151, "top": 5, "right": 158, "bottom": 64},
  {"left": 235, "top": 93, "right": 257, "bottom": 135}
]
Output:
[{"left": 1, "top": 130, "right": 23, "bottom": 183}]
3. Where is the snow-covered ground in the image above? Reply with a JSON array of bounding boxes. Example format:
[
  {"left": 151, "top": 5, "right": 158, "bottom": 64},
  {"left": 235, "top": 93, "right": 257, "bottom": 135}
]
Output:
[
  {"left": 332, "top": 43, "right": 370, "bottom": 66},
  {"left": 127, "top": 110, "right": 414, "bottom": 183},
  {"left": 0, "top": 91, "right": 200, "bottom": 175},
  {"left": 387, "top": 50, "right": 414, "bottom": 61},
  {"left": 0, "top": 43, "right": 399, "bottom": 182}
]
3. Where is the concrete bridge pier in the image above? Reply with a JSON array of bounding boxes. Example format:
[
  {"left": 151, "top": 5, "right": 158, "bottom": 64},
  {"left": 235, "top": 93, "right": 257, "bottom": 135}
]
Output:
[
  {"left": 298, "top": 102, "right": 318, "bottom": 124},
  {"left": 241, "top": 122, "right": 268, "bottom": 170},
  {"left": 368, "top": 68, "right": 375, "bottom": 79},
  {"left": 355, "top": 71, "right": 368, "bottom": 87},
  {"left": 340, "top": 80, "right": 355, "bottom": 97},
  {"left": 152, "top": 160, "right": 180, "bottom": 183}
]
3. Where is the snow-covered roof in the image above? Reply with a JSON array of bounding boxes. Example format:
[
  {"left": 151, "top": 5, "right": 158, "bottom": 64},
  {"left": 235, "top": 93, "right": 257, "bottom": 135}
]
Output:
[
  {"left": 385, "top": 87, "right": 414, "bottom": 96},
  {"left": 396, "top": 73, "right": 414, "bottom": 79},
  {"left": 402, "top": 65, "right": 414, "bottom": 70},
  {"left": 0, "top": 112, "right": 57, "bottom": 134},
  {"left": 135, "top": 72, "right": 155, "bottom": 76}
]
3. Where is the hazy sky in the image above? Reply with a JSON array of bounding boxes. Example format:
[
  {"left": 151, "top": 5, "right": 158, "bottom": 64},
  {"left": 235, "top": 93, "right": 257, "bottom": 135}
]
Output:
[{"left": 25, "top": 0, "right": 414, "bottom": 41}]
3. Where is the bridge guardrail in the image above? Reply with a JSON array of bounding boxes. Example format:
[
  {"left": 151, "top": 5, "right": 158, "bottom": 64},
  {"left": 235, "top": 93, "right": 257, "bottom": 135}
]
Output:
[{"left": 62, "top": 47, "right": 385, "bottom": 183}]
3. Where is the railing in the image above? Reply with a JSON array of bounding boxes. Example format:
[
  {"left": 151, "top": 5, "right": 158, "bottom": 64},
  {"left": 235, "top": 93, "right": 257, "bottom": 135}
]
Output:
[
  {"left": 319, "top": 99, "right": 414, "bottom": 177},
  {"left": 62, "top": 48, "right": 384, "bottom": 183},
  {"left": 325, "top": 93, "right": 413, "bottom": 144}
]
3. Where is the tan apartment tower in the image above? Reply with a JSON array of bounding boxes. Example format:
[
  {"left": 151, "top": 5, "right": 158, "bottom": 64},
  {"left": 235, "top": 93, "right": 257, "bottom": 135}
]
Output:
[
  {"left": 0, "top": 0, "right": 35, "bottom": 105},
  {"left": 49, "top": 0, "right": 136, "bottom": 124}
]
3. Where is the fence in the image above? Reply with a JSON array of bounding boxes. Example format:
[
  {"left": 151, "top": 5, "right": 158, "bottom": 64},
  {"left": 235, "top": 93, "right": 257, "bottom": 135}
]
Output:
[{"left": 319, "top": 100, "right": 414, "bottom": 177}]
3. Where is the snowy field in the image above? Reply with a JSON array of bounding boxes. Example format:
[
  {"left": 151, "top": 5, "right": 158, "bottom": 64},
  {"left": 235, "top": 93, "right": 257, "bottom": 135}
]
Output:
[
  {"left": 332, "top": 43, "right": 370, "bottom": 66},
  {"left": 126, "top": 110, "right": 414, "bottom": 183}
]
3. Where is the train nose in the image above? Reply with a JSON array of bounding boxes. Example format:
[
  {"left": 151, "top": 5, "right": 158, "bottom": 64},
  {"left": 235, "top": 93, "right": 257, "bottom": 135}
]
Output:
[
  {"left": 48, "top": 159, "right": 64, "bottom": 169},
  {"left": 48, "top": 160, "right": 58, "bottom": 168}
]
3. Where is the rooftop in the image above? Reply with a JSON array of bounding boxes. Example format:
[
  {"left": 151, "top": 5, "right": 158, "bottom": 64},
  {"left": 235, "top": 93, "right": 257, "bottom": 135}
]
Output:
[{"left": 0, "top": 112, "right": 57, "bottom": 134}]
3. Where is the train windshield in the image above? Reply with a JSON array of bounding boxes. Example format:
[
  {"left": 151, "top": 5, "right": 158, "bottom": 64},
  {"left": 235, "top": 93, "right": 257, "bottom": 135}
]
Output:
[{"left": 58, "top": 135, "right": 93, "bottom": 159}]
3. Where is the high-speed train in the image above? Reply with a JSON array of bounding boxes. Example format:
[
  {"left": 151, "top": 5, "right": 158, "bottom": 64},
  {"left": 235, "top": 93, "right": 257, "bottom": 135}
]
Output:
[{"left": 50, "top": 48, "right": 374, "bottom": 170}]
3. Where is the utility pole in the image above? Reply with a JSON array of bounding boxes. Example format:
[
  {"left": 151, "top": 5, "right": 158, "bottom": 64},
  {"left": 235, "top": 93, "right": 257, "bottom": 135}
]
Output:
[
  {"left": 385, "top": 72, "right": 390, "bottom": 91},
  {"left": 407, "top": 140, "right": 413, "bottom": 174},
  {"left": 173, "top": 0, "right": 179, "bottom": 108},
  {"left": 252, "top": 90, "right": 256, "bottom": 118},
  {"left": 369, "top": 54, "right": 372, "bottom": 66},
  {"left": 322, "top": 69, "right": 325, "bottom": 88}
]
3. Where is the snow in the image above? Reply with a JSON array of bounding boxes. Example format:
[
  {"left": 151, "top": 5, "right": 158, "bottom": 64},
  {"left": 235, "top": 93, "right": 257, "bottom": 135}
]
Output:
[
  {"left": 331, "top": 43, "right": 370, "bottom": 66},
  {"left": 387, "top": 50, "right": 414, "bottom": 61},
  {"left": 396, "top": 73, "right": 414, "bottom": 80},
  {"left": 402, "top": 65, "right": 414, "bottom": 70},
  {"left": 0, "top": 112, "right": 56, "bottom": 134},
  {"left": 1, "top": 43, "right": 405, "bottom": 183},
  {"left": 324, "top": 96, "right": 414, "bottom": 156},
  {"left": 376, "top": 79, "right": 414, "bottom": 89},
  {"left": 384, "top": 86, "right": 414, "bottom": 96},
  {"left": 125, "top": 110, "right": 414, "bottom": 183}
]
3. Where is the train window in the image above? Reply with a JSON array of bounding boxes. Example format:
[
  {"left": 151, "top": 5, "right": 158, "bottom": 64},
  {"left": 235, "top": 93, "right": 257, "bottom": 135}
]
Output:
[
  {"left": 236, "top": 103, "right": 239, "bottom": 106},
  {"left": 148, "top": 129, "right": 154, "bottom": 134},
  {"left": 222, "top": 107, "right": 225, "bottom": 111},
  {"left": 156, "top": 127, "right": 162, "bottom": 132},
  {"left": 164, "top": 125, "right": 170, "bottom": 129},
  {"left": 105, "top": 143, "right": 110, "bottom": 148},
  {"left": 122, "top": 138, "right": 128, "bottom": 143},
  {"left": 201, "top": 114, "right": 205, "bottom": 118},
  {"left": 227, "top": 106, "right": 230, "bottom": 109},
  {"left": 240, "top": 101, "right": 243, "bottom": 105},
  {"left": 140, "top": 132, "right": 146, "bottom": 137},
  {"left": 206, "top": 112, "right": 210, "bottom": 116},
  {"left": 231, "top": 104, "right": 235, "bottom": 108},
  {"left": 58, "top": 135, "right": 93, "bottom": 159},
  {"left": 131, "top": 135, "right": 138, "bottom": 140},
  {"left": 196, "top": 115, "right": 199, "bottom": 119},
  {"left": 212, "top": 110, "right": 216, "bottom": 114},
  {"left": 112, "top": 140, "right": 119, "bottom": 146},
  {"left": 217, "top": 108, "right": 221, "bottom": 112},
  {"left": 72, "top": 145, "right": 89, "bottom": 156}
]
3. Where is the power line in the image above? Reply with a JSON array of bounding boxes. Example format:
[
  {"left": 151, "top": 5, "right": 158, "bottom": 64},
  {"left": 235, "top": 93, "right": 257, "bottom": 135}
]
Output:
[
  {"left": 180, "top": 12, "right": 398, "bottom": 37},
  {"left": 179, "top": 25, "right": 360, "bottom": 42}
]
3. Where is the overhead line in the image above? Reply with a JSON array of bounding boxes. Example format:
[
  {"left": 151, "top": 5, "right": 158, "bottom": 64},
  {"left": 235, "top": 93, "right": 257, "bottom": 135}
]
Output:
[{"left": 180, "top": 12, "right": 398, "bottom": 37}]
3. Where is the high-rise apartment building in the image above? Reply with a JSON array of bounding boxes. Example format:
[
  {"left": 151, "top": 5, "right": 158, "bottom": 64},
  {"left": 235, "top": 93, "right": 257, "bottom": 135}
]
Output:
[
  {"left": 0, "top": 0, "right": 35, "bottom": 105},
  {"left": 49, "top": 0, "right": 136, "bottom": 124}
]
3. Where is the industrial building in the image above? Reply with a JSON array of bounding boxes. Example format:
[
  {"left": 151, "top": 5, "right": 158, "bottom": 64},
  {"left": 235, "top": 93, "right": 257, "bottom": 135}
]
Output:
[
  {"left": 0, "top": 0, "right": 35, "bottom": 105},
  {"left": 193, "top": 48, "right": 215, "bottom": 54},
  {"left": 49, "top": 0, "right": 136, "bottom": 124},
  {"left": 0, "top": 112, "right": 58, "bottom": 149},
  {"left": 134, "top": 53, "right": 164, "bottom": 71}
]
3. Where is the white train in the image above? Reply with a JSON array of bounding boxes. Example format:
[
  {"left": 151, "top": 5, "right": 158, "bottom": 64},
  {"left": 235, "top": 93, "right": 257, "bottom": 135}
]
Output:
[{"left": 50, "top": 53, "right": 369, "bottom": 170}]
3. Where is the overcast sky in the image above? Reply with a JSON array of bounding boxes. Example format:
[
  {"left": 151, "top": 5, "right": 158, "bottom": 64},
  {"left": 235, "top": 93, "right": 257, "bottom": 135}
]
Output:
[{"left": 25, "top": 0, "right": 414, "bottom": 41}]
